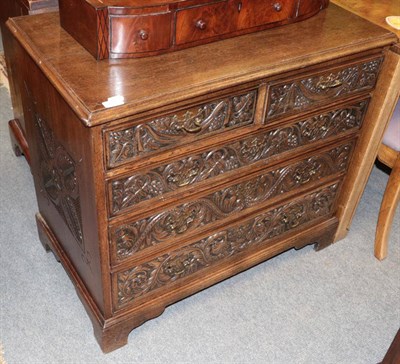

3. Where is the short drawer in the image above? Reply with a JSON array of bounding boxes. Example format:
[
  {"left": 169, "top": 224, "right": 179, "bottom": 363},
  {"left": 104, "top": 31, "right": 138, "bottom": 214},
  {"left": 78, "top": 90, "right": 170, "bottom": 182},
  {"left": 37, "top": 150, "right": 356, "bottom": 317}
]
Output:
[
  {"left": 236, "top": 0, "right": 297, "bottom": 30},
  {"left": 114, "top": 181, "right": 341, "bottom": 308},
  {"left": 110, "top": 13, "right": 172, "bottom": 55},
  {"left": 109, "top": 141, "right": 354, "bottom": 265},
  {"left": 106, "top": 89, "right": 258, "bottom": 168},
  {"left": 266, "top": 57, "right": 382, "bottom": 120},
  {"left": 175, "top": 0, "right": 296, "bottom": 45},
  {"left": 108, "top": 99, "right": 367, "bottom": 217},
  {"left": 176, "top": 0, "right": 238, "bottom": 45}
]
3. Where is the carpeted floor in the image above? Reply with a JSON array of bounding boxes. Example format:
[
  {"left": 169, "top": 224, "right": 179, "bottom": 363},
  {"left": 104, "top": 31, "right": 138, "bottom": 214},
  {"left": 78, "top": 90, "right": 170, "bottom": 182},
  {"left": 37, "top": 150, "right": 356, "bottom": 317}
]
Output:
[{"left": 0, "top": 75, "right": 399, "bottom": 363}]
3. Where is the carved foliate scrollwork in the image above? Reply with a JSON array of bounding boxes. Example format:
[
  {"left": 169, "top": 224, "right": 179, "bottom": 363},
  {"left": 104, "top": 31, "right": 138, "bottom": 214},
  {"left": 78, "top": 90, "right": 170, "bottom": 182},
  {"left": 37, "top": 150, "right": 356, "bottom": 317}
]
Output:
[
  {"left": 267, "top": 58, "right": 381, "bottom": 119},
  {"left": 107, "top": 91, "right": 257, "bottom": 167},
  {"left": 34, "top": 110, "right": 84, "bottom": 248},
  {"left": 110, "top": 101, "right": 366, "bottom": 215},
  {"left": 116, "top": 183, "right": 339, "bottom": 307},
  {"left": 111, "top": 142, "right": 353, "bottom": 260},
  {"left": 24, "top": 83, "right": 91, "bottom": 267}
]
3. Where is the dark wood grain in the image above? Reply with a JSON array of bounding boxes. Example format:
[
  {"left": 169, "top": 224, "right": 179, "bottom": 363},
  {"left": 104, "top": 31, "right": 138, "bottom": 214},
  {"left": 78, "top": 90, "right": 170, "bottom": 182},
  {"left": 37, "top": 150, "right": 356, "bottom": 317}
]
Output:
[
  {"left": 110, "top": 13, "right": 172, "bottom": 54},
  {"left": 59, "top": 0, "right": 99, "bottom": 57}
]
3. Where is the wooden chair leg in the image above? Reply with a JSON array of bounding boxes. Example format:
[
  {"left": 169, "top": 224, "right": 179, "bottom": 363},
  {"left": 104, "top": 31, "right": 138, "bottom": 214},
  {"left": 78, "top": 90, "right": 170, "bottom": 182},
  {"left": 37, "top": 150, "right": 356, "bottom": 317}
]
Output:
[{"left": 375, "top": 154, "right": 400, "bottom": 260}]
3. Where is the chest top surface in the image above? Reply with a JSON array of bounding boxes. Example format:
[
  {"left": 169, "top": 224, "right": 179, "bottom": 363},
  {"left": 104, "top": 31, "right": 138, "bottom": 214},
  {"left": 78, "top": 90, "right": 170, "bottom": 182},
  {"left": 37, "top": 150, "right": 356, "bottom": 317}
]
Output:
[
  {"left": 332, "top": 0, "right": 400, "bottom": 38},
  {"left": 6, "top": 4, "right": 397, "bottom": 126}
]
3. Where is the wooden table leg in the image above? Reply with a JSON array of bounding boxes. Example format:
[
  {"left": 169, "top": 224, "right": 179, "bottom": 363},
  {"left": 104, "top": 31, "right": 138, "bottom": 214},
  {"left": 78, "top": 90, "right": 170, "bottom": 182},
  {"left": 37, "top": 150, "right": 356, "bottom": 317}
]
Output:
[{"left": 375, "top": 154, "right": 400, "bottom": 260}]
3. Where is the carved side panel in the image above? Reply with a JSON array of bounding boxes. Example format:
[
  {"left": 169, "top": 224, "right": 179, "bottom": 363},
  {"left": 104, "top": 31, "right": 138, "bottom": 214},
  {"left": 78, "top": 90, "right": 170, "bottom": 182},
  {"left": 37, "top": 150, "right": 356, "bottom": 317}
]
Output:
[
  {"left": 25, "top": 84, "right": 91, "bottom": 268},
  {"left": 107, "top": 90, "right": 257, "bottom": 167},
  {"left": 110, "top": 142, "right": 354, "bottom": 261},
  {"left": 35, "top": 116, "right": 83, "bottom": 248},
  {"left": 110, "top": 101, "right": 366, "bottom": 215},
  {"left": 266, "top": 58, "right": 381, "bottom": 119},
  {"left": 115, "top": 183, "right": 340, "bottom": 307}
]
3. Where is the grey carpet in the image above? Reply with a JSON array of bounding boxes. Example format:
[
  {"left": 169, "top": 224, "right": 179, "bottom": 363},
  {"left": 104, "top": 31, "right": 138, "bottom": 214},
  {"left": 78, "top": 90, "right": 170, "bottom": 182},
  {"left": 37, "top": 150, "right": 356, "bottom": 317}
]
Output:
[{"left": 0, "top": 81, "right": 399, "bottom": 363}]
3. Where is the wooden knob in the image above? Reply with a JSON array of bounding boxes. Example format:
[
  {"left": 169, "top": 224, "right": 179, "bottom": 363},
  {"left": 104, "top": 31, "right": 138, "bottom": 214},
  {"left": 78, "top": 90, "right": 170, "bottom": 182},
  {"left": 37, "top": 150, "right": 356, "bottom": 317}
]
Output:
[
  {"left": 196, "top": 19, "right": 207, "bottom": 30},
  {"left": 273, "top": 2, "right": 282, "bottom": 11},
  {"left": 139, "top": 30, "right": 149, "bottom": 40}
]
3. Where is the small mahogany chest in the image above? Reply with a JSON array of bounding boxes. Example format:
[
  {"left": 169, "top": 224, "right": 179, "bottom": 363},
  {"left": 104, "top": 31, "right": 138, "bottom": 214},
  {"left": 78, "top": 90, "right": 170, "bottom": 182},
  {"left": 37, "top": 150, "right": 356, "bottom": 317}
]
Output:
[
  {"left": 4, "top": 3, "right": 400, "bottom": 353},
  {"left": 59, "top": 0, "right": 329, "bottom": 59}
]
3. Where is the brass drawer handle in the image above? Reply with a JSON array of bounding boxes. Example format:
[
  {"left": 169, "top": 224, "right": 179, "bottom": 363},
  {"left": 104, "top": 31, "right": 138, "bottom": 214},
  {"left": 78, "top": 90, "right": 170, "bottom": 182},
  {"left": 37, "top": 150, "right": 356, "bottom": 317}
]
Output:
[
  {"left": 273, "top": 2, "right": 282, "bottom": 12},
  {"left": 165, "top": 210, "right": 197, "bottom": 234},
  {"left": 176, "top": 118, "right": 203, "bottom": 133},
  {"left": 139, "top": 30, "right": 149, "bottom": 41},
  {"left": 175, "top": 168, "right": 200, "bottom": 187},
  {"left": 196, "top": 19, "right": 207, "bottom": 30},
  {"left": 316, "top": 78, "right": 343, "bottom": 90}
]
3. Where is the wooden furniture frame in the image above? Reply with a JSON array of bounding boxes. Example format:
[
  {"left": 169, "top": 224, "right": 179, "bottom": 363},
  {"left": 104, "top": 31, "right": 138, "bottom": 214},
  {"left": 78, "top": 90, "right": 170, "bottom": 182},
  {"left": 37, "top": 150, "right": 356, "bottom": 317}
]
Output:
[
  {"left": 332, "top": 0, "right": 400, "bottom": 260},
  {"left": 4, "top": 4, "right": 400, "bottom": 353},
  {"left": 375, "top": 98, "right": 400, "bottom": 260}
]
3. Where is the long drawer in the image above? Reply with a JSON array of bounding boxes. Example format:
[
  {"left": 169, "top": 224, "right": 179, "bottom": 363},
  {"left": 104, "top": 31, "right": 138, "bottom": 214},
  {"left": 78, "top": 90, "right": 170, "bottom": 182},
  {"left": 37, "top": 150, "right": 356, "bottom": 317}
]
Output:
[
  {"left": 109, "top": 140, "right": 355, "bottom": 266},
  {"left": 108, "top": 99, "right": 368, "bottom": 218},
  {"left": 113, "top": 181, "right": 342, "bottom": 310}
]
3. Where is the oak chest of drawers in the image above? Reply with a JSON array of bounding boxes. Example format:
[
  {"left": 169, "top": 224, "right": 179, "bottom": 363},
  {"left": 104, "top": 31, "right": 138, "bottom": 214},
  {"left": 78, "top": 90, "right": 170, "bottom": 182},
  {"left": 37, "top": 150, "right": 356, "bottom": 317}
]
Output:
[{"left": 5, "top": 4, "right": 400, "bottom": 353}]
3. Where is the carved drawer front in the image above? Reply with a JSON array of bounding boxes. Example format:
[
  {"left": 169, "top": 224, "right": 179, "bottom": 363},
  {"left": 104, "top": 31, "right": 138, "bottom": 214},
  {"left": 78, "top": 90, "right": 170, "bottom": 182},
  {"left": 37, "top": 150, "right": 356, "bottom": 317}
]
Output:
[
  {"left": 109, "top": 100, "right": 367, "bottom": 217},
  {"left": 266, "top": 57, "right": 382, "bottom": 120},
  {"left": 110, "top": 141, "right": 354, "bottom": 265},
  {"left": 106, "top": 90, "right": 257, "bottom": 168},
  {"left": 175, "top": 0, "right": 296, "bottom": 45},
  {"left": 114, "top": 182, "right": 341, "bottom": 309},
  {"left": 110, "top": 13, "right": 172, "bottom": 55}
]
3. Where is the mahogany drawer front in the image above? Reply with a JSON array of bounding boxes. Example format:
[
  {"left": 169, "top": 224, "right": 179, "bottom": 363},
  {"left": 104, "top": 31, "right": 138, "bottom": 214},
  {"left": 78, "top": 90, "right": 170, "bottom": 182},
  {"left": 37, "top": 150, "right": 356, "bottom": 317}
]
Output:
[
  {"left": 236, "top": 0, "right": 297, "bottom": 30},
  {"left": 175, "top": 0, "right": 296, "bottom": 45},
  {"left": 114, "top": 181, "right": 341, "bottom": 309},
  {"left": 266, "top": 57, "right": 383, "bottom": 121},
  {"left": 108, "top": 99, "right": 367, "bottom": 217},
  {"left": 110, "top": 13, "right": 172, "bottom": 54},
  {"left": 106, "top": 90, "right": 258, "bottom": 168},
  {"left": 109, "top": 141, "right": 355, "bottom": 265}
]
